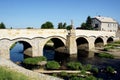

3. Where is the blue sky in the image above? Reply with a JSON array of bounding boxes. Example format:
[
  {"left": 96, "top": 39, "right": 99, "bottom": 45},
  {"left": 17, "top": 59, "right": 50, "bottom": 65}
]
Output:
[{"left": 0, "top": 0, "right": 120, "bottom": 28}]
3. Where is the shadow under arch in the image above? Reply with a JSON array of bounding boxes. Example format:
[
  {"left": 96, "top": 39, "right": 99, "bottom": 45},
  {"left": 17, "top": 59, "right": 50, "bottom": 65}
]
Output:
[
  {"left": 43, "top": 37, "right": 68, "bottom": 62},
  {"left": 10, "top": 40, "right": 32, "bottom": 63},
  {"left": 94, "top": 37, "right": 104, "bottom": 48},
  {"left": 76, "top": 37, "right": 89, "bottom": 58},
  {"left": 107, "top": 37, "right": 114, "bottom": 43}
]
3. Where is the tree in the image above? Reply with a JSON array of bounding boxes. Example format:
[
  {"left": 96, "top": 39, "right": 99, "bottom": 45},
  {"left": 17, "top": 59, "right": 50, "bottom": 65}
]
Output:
[
  {"left": 66, "top": 25, "right": 72, "bottom": 30},
  {"left": 58, "top": 22, "right": 66, "bottom": 29},
  {"left": 26, "top": 27, "right": 33, "bottom": 29},
  {"left": 80, "top": 16, "right": 93, "bottom": 30},
  {"left": 41, "top": 21, "right": 54, "bottom": 29},
  {"left": 0, "top": 22, "right": 6, "bottom": 29}
]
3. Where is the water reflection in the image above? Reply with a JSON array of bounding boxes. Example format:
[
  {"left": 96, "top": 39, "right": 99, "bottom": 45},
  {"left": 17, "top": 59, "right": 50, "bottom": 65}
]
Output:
[
  {"left": 10, "top": 42, "right": 24, "bottom": 62},
  {"left": 10, "top": 44, "right": 120, "bottom": 80}
]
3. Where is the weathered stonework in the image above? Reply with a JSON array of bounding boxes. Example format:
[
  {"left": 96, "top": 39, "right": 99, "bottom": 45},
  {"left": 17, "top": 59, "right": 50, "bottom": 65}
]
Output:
[{"left": 0, "top": 29, "right": 118, "bottom": 59}]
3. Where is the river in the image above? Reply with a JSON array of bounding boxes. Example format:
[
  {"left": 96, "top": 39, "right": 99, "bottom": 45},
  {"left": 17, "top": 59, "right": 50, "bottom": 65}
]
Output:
[{"left": 10, "top": 43, "right": 120, "bottom": 80}]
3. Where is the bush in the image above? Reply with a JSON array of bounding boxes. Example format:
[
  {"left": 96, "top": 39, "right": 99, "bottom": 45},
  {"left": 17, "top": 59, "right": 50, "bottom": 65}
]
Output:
[
  {"left": 46, "top": 61, "right": 60, "bottom": 70},
  {"left": 106, "top": 66, "right": 115, "bottom": 73},
  {"left": 91, "top": 67, "right": 99, "bottom": 73},
  {"left": 84, "top": 64, "right": 92, "bottom": 71},
  {"left": 67, "top": 62, "right": 83, "bottom": 70},
  {"left": 60, "top": 71, "right": 68, "bottom": 77},
  {"left": 97, "top": 52, "right": 114, "bottom": 59},
  {"left": 23, "top": 56, "right": 46, "bottom": 65}
]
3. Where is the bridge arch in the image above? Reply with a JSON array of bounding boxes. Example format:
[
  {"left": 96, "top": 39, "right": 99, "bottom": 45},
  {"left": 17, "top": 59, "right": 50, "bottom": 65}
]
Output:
[
  {"left": 76, "top": 37, "right": 89, "bottom": 51},
  {"left": 40, "top": 36, "right": 66, "bottom": 59},
  {"left": 9, "top": 38, "right": 33, "bottom": 62},
  {"left": 107, "top": 37, "right": 114, "bottom": 43},
  {"left": 94, "top": 37, "right": 104, "bottom": 47}
]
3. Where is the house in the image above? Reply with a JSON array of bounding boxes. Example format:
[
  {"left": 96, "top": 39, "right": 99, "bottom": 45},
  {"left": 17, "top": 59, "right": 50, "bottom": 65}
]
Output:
[{"left": 92, "top": 16, "right": 118, "bottom": 32}]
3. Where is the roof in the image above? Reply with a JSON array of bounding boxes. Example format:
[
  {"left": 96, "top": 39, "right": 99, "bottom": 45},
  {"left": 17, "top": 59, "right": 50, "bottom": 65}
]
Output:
[{"left": 94, "top": 16, "right": 117, "bottom": 23}]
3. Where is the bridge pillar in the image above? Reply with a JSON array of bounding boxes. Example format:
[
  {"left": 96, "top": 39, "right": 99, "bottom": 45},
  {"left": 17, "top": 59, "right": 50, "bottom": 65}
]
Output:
[
  {"left": 88, "top": 37, "right": 95, "bottom": 51},
  {"left": 66, "top": 29, "right": 77, "bottom": 55},
  {"left": 0, "top": 40, "right": 10, "bottom": 59},
  {"left": 32, "top": 38, "right": 42, "bottom": 57}
]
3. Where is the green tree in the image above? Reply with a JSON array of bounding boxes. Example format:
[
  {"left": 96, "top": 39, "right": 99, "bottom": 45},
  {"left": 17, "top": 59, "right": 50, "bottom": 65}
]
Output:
[
  {"left": 80, "top": 23, "right": 86, "bottom": 29},
  {"left": 58, "top": 22, "right": 66, "bottom": 29},
  {"left": 66, "top": 25, "right": 72, "bottom": 30},
  {"left": 26, "top": 27, "right": 33, "bottom": 29},
  {"left": 80, "top": 16, "right": 93, "bottom": 30},
  {"left": 0, "top": 22, "right": 6, "bottom": 29},
  {"left": 41, "top": 21, "right": 54, "bottom": 29}
]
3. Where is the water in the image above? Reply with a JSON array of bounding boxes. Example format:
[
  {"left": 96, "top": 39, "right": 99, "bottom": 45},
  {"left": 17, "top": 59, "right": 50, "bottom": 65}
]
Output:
[
  {"left": 10, "top": 43, "right": 24, "bottom": 62},
  {"left": 10, "top": 44, "right": 120, "bottom": 80}
]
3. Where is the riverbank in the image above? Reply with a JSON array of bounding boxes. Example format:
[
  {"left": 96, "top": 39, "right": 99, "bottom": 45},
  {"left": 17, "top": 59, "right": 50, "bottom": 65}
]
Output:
[{"left": 0, "top": 56, "right": 63, "bottom": 80}]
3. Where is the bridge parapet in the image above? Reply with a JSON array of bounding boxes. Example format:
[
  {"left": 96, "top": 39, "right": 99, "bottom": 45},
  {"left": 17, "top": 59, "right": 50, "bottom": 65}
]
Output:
[
  {"left": 0, "top": 29, "right": 68, "bottom": 40},
  {"left": 75, "top": 30, "right": 116, "bottom": 38}
]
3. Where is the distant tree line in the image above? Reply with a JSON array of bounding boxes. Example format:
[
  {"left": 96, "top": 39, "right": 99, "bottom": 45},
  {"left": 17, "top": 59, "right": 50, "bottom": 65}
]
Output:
[{"left": 1, "top": 16, "right": 93, "bottom": 30}]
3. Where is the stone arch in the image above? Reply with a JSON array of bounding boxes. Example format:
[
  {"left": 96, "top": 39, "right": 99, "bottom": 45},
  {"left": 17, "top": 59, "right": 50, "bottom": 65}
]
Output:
[
  {"left": 41, "top": 36, "right": 66, "bottom": 60},
  {"left": 107, "top": 37, "right": 114, "bottom": 43},
  {"left": 42, "top": 36, "right": 66, "bottom": 49},
  {"left": 76, "top": 37, "right": 89, "bottom": 50},
  {"left": 9, "top": 38, "right": 33, "bottom": 62},
  {"left": 94, "top": 37, "right": 104, "bottom": 47}
]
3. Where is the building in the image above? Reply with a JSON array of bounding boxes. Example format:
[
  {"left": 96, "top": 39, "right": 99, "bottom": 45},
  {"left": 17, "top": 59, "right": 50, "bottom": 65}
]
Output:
[{"left": 92, "top": 16, "right": 118, "bottom": 32}]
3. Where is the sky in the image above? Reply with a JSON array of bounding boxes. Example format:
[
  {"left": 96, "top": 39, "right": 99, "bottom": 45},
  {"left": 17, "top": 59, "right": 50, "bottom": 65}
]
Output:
[{"left": 0, "top": 0, "right": 120, "bottom": 28}]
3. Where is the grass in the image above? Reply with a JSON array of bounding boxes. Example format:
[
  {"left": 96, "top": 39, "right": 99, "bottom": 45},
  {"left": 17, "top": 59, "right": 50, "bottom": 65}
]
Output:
[
  {"left": 0, "top": 66, "right": 31, "bottom": 80},
  {"left": 97, "top": 52, "right": 114, "bottom": 59}
]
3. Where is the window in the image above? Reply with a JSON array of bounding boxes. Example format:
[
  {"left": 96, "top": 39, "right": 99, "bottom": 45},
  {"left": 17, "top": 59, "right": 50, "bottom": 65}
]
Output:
[{"left": 95, "top": 24, "right": 98, "bottom": 28}]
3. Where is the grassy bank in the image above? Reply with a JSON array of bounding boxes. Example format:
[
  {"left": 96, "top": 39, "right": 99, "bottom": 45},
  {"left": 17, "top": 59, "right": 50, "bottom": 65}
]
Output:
[{"left": 0, "top": 66, "right": 32, "bottom": 80}]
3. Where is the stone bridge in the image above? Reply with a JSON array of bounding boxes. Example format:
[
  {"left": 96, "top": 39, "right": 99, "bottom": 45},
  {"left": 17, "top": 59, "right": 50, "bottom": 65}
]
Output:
[{"left": 0, "top": 29, "right": 118, "bottom": 59}]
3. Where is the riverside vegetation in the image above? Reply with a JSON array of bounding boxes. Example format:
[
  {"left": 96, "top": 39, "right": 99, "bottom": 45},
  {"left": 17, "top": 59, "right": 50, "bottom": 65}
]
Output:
[
  {"left": 7, "top": 40, "right": 120, "bottom": 80},
  {"left": 0, "top": 66, "right": 32, "bottom": 80}
]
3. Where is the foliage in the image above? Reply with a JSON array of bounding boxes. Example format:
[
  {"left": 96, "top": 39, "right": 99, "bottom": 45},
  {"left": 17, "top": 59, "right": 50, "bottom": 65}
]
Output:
[
  {"left": 106, "top": 66, "right": 115, "bottom": 73},
  {"left": 91, "top": 67, "right": 99, "bottom": 73},
  {"left": 41, "top": 21, "right": 54, "bottom": 29},
  {"left": 46, "top": 61, "right": 60, "bottom": 70},
  {"left": 23, "top": 56, "right": 46, "bottom": 65},
  {"left": 80, "top": 16, "right": 93, "bottom": 30},
  {"left": 0, "top": 66, "right": 30, "bottom": 80},
  {"left": 0, "top": 22, "right": 6, "bottom": 29},
  {"left": 58, "top": 22, "right": 66, "bottom": 29},
  {"left": 66, "top": 25, "right": 72, "bottom": 30},
  {"left": 70, "top": 75, "right": 98, "bottom": 80},
  {"left": 97, "top": 52, "right": 114, "bottom": 59},
  {"left": 10, "top": 42, "right": 17, "bottom": 50},
  {"left": 67, "top": 62, "right": 83, "bottom": 70},
  {"left": 60, "top": 71, "right": 68, "bottom": 77},
  {"left": 26, "top": 27, "right": 33, "bottom": 29},
  {"left": 84, "top": 64, "right": 92, "bottom": 71}
]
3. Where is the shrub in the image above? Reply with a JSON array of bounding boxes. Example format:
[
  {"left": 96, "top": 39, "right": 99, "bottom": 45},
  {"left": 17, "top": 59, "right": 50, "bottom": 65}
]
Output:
[
  {"left": 46, "top": 61, "right": 60, "bottom": 70},
  {"left": 106, "top": 66, "right": 115, "bottom": 73},
  {"left": 23, "top": 56, "right": 46, "bottom": 65},
  {"left": 84, "top": 64, "right": 92, "bottom": 71},
  {"left": 60, "top": 71, "right": 68, "bottom": 77},
  {"left": 91, "top": 67, "right": 99, "bottom": 73},
  {"left": 67, "top": 62, "right": 83, "bottom": 70},
  {"left": 97, "top": 52, "right": 114, "bottom": 59}
]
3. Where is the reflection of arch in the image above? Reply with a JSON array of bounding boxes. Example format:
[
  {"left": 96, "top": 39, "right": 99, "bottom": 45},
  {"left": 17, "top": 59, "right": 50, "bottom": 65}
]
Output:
[
  {"left": 10, "top": 38, "right": 33, "bottom": 56},
  {"left": 76, "top": 37, "right": 89, "bottom": 50},
  {"left": 95, "top": 37, "right": 104, "bottom": 47},
  {"left": 107, "top": 37, "right": 114, "bottom": 43},
  {"left": 43, "top": 37, "right": 66, "bottom": 60},
  {"left": 10, "top": 39, "right": 32, "bottom": 62}
]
